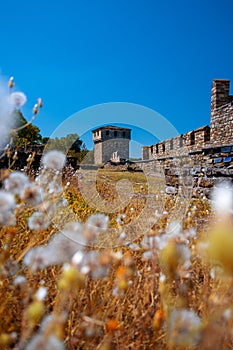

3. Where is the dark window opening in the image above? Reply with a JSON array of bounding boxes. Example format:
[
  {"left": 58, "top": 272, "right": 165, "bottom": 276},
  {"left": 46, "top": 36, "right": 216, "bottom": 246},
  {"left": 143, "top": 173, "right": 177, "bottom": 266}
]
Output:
[
  {"left": 106, "top": 130, "right": 109, "bottom": 136},
  {"left": 150, "top": 146, "right": 153, "bottom": 154},
  {"left": 204, "top": 130, "right": 210, "bottom": 142},
  {"left": 170, "top": 139, "right": 173, "bottom": 150},
  {"left": 190, "top": 131, "right": 195, "bottom": 145},
  {"left": 122, "top": 131, "right": 126, "bottom": 138},
  {"left": 179, "top": 136, "right": 183, "bottom": 147},
  {"left": 156, "top": 144, "right": 159, "bottom": 153},
  {"left": 162, "top": 143, "right": 165, "bottom": 152},
  {"left": 114, "top": 130, "right": 117, "bottom": 137}
]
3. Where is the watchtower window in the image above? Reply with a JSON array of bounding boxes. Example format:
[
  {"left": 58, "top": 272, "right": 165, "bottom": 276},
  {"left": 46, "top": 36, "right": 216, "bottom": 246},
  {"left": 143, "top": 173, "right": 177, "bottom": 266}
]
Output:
[
  {"left": 170, "top": 139, "right": 173, "bottom": 150},
  {"left": 156, "top": 144, "right": 158, "bottom": 154},
  {"left": 204, "top": 129, "right": 210, "bottom": 142},
  {"left": 179, "top": 136, "right": 183, "bottom": 147},
  {"left": 150, "top": 146, "right": 153, "bottom": 154},
  {"left": 190, "top": 131, "right": 195, "bottom": 146},
  {"left": 106, "top": 130, "right": 109, "bottom": 136},
  {"left": 122, "top": 131, "right": 126, "bottom": 138},
  {"left": 114, "top": 131, "right": 117, "bottom": 137},
  {"left": 162, "top": 143, "right": 165, "bottom": 152}
]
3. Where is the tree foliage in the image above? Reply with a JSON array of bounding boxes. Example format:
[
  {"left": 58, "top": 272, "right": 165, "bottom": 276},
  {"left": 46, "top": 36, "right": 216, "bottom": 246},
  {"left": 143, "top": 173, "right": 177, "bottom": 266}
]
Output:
[
  {"left": 44, "top": 134, "right": 90, "bottom": 163},
  {"left": 11, "top": 110, "right": 91, "bottom": 163},
  {"left": 45, "top": 134, "right": 85, "bottom": 153},
  {"left": 12, "top": 110, "right": 42, "bottom": 146}
]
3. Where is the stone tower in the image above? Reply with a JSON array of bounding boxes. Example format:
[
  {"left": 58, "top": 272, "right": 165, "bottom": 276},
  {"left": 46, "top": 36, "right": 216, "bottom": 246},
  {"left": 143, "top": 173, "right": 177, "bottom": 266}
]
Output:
[
  {"left": 211, "top": 79, "right": 231, "bottom": 113},
  {"left": 92, "top": 126, "right": 131, "bottom": 164},
  {"left": 210, "top": 79, "right": 233, "bottom": 146}
]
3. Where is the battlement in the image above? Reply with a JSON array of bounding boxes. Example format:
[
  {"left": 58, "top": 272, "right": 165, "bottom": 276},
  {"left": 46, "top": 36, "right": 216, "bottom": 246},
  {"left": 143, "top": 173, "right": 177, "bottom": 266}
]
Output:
[
  {"left": 142, "top": 79, "right": 233, "bottom": 163},
  {"left": 211, "top": 79, "right": 233, "bottom": 112}
]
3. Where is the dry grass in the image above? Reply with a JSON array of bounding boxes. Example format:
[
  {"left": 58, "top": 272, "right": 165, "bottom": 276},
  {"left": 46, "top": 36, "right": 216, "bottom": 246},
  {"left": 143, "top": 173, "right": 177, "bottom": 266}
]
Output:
[{"left": 0, "top": 168, "right": 233, "bottom": 350}]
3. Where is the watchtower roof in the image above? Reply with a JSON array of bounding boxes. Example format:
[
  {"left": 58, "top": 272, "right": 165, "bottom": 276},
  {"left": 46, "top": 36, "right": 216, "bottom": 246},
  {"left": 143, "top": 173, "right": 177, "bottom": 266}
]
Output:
[{"left": 92, "top": 125, "right": 131, "bottom": 133}]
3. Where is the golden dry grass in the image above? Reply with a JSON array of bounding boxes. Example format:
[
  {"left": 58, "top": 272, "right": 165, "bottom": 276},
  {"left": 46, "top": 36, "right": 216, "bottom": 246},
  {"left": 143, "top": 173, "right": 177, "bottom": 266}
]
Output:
[{"left": 0, "top": 169, "right": 232, "bottom": 350}]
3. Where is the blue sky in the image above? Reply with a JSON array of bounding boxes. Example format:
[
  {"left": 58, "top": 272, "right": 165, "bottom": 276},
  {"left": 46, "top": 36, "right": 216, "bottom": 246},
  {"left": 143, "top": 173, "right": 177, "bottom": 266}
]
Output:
[{"left": 0, "top": 0, "right": 233, "bottom": 157}]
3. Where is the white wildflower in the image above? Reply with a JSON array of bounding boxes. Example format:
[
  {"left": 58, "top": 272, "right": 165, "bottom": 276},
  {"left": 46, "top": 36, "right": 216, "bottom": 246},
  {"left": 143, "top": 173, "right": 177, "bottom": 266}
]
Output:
[
  {"left": 210, "top": 267, "right": 215, "bottom": 279},
  {"left": 23, "top": 185, "right": 43, "bottom": 206},
  {"left": 23, "top": 247, "right": 52, "bottom": 271},
  {"left": 155, "top": 235, "right": 169, "bottom": 250},
  {"left": 112, "top": 251, "right": 123, "bottom": 260},
  {"left": 142, "top": 251, "right": 154, "bottom": 259},
  {"left": 78, "top": 250, "right": 109, "bottom": 278},
  {"left": 166, "top": 221, "right": 182, "bottom": 237},
  {"left": 47, "top": 231, "right": 85, "bottom": 264},
  {"left": 223, "top": 308, "right": 231, "bottom": 320},
  {"left": 80, "top": 265, "right": 90, "bottom": 275},
  {"left": 147, "top": 235, "right": 157, "bottom": 250},
  {"left": 176, "top": 244, "right": 192, "bottom": 269},
  {"left": 36, "top": 287, "right": 47, "bottom": 301},
  {"left": 25, "top": 334, "right": 65, "bottom": 350},
  {"left": 116, "top": 213, "right": 126, "bottom": 225},
  {"left": 159, "top": 274, "right": 166, "bottom": 283},
  {"left": 0, "top": 190, "right": 15, "bottom": 212},
  {"left": 40, "top": 313, "right": 67, "bottom": 332},
  {"left": 118, "top": 231, "right": 126, "bottom": 241},
  {"left": 8, "top": 91, "right": 27, "bottom": 108},
  {"left": 166, "top": 186, "right": 177, "bottom": 195},
  {"left": 42, "top": 150, "right": 66, "bottom": 170},
  {"left": 211, "top": 182, "right": 233, "bottom": 216},
  {"left": 128, "top": 243, "right": 140, "bottom": 251},
  {"left": 141, "top": 235, "right": 150, "bottom": 249},
  {"left": 4, "top": 171, "right": 29, "bottom": 196},
  {"left": 167, "top": 308, "right": 202, "bottom": 348},
  {"left": 28, "top": 212, "right": 50, "bottom": 230},
  {"left": 13, "top": 275, "right": 27, "bottom": 286},
  {"left": 0, "top": 78, "right": 15, "bottom": 148},
  {"left": 0, "top": 210, "right": 15, "bottom": 226},
  {"left": 40, "top": 315, "right": 54, "bottom": 332},
  {"left": 8, "top": 76, "right": 14, "bottom": 88},
  {"left": 72, "top": 251, "right": 84, "bottom": 265},
  {"left": 25, "top": 222, "right": 85, "bottom": 269}
]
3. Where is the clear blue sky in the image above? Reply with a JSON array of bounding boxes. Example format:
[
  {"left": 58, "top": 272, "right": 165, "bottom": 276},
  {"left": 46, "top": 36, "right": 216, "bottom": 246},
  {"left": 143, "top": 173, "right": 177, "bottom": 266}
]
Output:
[{"left": 0, "top": 0, "right": 233, "bottom": 156}]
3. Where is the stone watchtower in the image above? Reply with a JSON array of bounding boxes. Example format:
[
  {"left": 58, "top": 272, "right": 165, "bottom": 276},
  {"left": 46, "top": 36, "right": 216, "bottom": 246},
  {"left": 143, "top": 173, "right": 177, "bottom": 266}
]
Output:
[
  {"left": 210, "top": 79, "right": 233, "bottom": 146},
  {"left": 92, "top": 126, "right": 131, "bottom": 164}
]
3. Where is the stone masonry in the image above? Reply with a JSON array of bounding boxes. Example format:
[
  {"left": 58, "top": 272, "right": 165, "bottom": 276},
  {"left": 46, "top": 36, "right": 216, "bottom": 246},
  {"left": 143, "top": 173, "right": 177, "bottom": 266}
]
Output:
[
  {"left": 92, "top": 126, "right": 131, "bottom": 164},
  {"left": 210, "top": 80, "right": 233, "bottom": 146},
  {"left": 142, "top": 79, "right": 233, "bottom": 163}
]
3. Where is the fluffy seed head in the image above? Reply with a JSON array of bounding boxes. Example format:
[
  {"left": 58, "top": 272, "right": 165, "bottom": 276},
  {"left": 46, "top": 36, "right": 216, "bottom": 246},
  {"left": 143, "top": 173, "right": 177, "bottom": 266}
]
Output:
[
  {"left": 28, "top": 212, "right": 50, "bottom": 231},
  {"left": 4, "top": 171, "right": 29, "bottom": 196},
  {"left": 42, "top": 150, "right": 66, "bottom": 170},
  {"left": 0, "top": 190, "right": 16, "bottom": 212},
  {"left": 8, "top": 91, "right": 27, "bottom": 108},
  {"left": 211, "top": 182, "right": 233, "bottom": 217}
]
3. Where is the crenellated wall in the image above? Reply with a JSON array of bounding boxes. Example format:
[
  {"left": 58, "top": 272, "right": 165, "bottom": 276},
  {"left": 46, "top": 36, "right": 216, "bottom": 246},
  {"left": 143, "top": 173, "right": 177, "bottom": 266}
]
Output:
[
  {"left": 211, "top": 103, "right": 233, "bottom": 146},
  {"left": 142, "top": 79, "right": 233, "bottom": 161}
]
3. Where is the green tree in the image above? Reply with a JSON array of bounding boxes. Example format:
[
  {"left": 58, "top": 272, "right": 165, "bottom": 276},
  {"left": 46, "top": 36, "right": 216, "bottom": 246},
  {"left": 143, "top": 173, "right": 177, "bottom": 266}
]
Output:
[
  {"left": 79, "top": 150, "right": 94, "bottom": 164},
  {"left": 45, "top": 134, "right": 88, "bottom": 162},
  {"left": 12, "top": 110, "right": 42, "bottom": 146},
  {"left": 41, "top": 137, "right": 50, "bottom": 144}
]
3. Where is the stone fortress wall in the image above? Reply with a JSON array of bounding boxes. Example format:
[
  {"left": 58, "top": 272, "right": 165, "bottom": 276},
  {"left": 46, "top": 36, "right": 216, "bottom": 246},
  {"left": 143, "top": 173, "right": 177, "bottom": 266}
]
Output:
[{"left": 142, "top": 79, "right": 233, "bottom": 165}]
